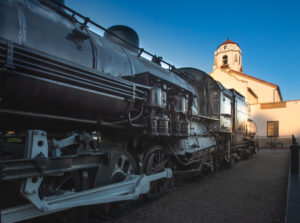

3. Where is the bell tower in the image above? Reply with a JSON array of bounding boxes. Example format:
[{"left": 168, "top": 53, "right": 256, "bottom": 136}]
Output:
[{"left": 213, "top": 39, "right": 243, "bottom": 72}]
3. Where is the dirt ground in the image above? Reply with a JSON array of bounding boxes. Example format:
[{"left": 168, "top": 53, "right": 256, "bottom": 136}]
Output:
[{"left": 114, "top": 149, "right": 289, "bottom": 223}]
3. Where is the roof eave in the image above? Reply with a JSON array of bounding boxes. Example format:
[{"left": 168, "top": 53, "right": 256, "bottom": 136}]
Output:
[
  {"left": 276, "top": 86, "right": 283, "bottom": 101},
  {"left": 228, "top": 69, "right": 278, "bottom": 88}
]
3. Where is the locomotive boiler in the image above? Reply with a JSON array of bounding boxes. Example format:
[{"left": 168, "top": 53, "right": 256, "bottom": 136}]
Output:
[{"left": 0, "top": 0, "right": 256, "bottom": 222}]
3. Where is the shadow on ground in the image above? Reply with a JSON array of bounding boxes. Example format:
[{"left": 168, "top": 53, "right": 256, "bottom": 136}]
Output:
[{"left": 115, "top": 149, "right": 289, "bottom": 223}]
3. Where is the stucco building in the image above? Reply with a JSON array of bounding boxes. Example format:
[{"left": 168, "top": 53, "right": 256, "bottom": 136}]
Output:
[{"left": 210, "top": 39, "right": 300, "bottom": 148}]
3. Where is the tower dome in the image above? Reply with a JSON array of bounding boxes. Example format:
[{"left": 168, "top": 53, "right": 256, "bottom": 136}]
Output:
[{"left": 213, "top": 39, "right": 242, "bottom": 72}]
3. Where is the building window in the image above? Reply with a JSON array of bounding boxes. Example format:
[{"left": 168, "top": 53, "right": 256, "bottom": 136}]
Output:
[
  {"left": 239, "top": 56, "right": 241, "bottom": 65},
  {"left": 267, "top": 121, "right": 279, "bottom": 137},
  {"left": 234, "top": 54, "right": 238, "bottom": 62},
  {"left": 222, "top": 55, "right": 228, "bottom": 65}
]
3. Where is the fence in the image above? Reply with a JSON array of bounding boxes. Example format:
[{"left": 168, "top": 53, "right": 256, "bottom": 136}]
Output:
[
  {"left": 285, "top": 136, "right": 300, "bottom": 223},
  {"left": 255, "top": 136, "right": 300, "bottom": 149}
]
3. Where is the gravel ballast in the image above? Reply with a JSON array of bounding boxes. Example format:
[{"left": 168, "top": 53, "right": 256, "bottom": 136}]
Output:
[{"left": 116, "top": 149, "right": 289, "bottom": 223}]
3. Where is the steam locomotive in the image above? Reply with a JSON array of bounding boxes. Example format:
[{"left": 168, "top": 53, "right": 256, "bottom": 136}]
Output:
[{"left": 0, "top": 0, "right": 256, "bottom": 222}]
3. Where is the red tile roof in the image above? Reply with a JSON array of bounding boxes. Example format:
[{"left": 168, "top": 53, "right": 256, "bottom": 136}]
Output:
[{"left": 217, "top": 39, "right": 239, "bottom": 49}]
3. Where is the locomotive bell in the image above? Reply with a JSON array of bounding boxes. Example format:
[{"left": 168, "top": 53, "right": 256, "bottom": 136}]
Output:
[{"left": 104, "top": 25, "right": 140, "bottom": 54}]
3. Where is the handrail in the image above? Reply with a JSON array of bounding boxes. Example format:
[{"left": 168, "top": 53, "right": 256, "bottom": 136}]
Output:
[{"left": 40, "top": 0, "right": 193, "bottom": 82}]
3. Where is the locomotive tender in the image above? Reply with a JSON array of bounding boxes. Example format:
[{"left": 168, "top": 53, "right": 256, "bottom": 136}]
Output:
[{"left": 0, "top": 0, "right": 256, "bottom": 222}]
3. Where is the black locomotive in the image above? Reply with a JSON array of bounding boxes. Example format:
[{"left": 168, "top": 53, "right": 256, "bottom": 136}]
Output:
[{"left": 0, "top": 0, "right": 256, "bottom": 222}]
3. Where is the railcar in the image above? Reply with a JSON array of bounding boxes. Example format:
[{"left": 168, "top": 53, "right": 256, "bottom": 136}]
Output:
[{"left": 0, "top": 0, "right": 256, "bottom": 222}]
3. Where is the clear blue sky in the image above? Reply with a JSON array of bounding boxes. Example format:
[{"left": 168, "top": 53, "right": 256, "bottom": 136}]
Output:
[{"left": 68, "top": 0, "right": 300, "bottom": 101}]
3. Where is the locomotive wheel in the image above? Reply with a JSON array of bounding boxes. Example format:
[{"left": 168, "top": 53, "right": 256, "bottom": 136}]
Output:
[
  {"left": 202, "top": 153, "right": 215, "bottom": 174},
  {"left": 39, "top": 172, "right": 81, "bottom": 197},
  {"left": 143, "top": 145, "right": 171, "bottom": 200},
  {"left": 93, "top": 147, "right": 137, "bottom": 186},
  {"left": 92, "top": 147, "right": 137, "bottom": 218},
  {"left": 223, "top": 142, "right": 234, "bottom": 168},
  {"left": 37, "top": 171, "right": 87, "bottom": 223}
]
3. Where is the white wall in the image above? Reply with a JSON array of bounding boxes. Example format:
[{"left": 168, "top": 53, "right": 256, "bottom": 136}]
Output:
[
  {"left": 210, "top": 68, "right": 281, "bottom": 103},
  {"left": 251, "top": 100, "right": 300, "bottom": 138},
  {"left": 210, "top": 40, "right": 298, "bottom": 148}
]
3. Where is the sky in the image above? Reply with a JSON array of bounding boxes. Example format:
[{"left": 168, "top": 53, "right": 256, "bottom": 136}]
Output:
[{"left": 68, "top": 0, "right": 300, "bottom": 101}]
